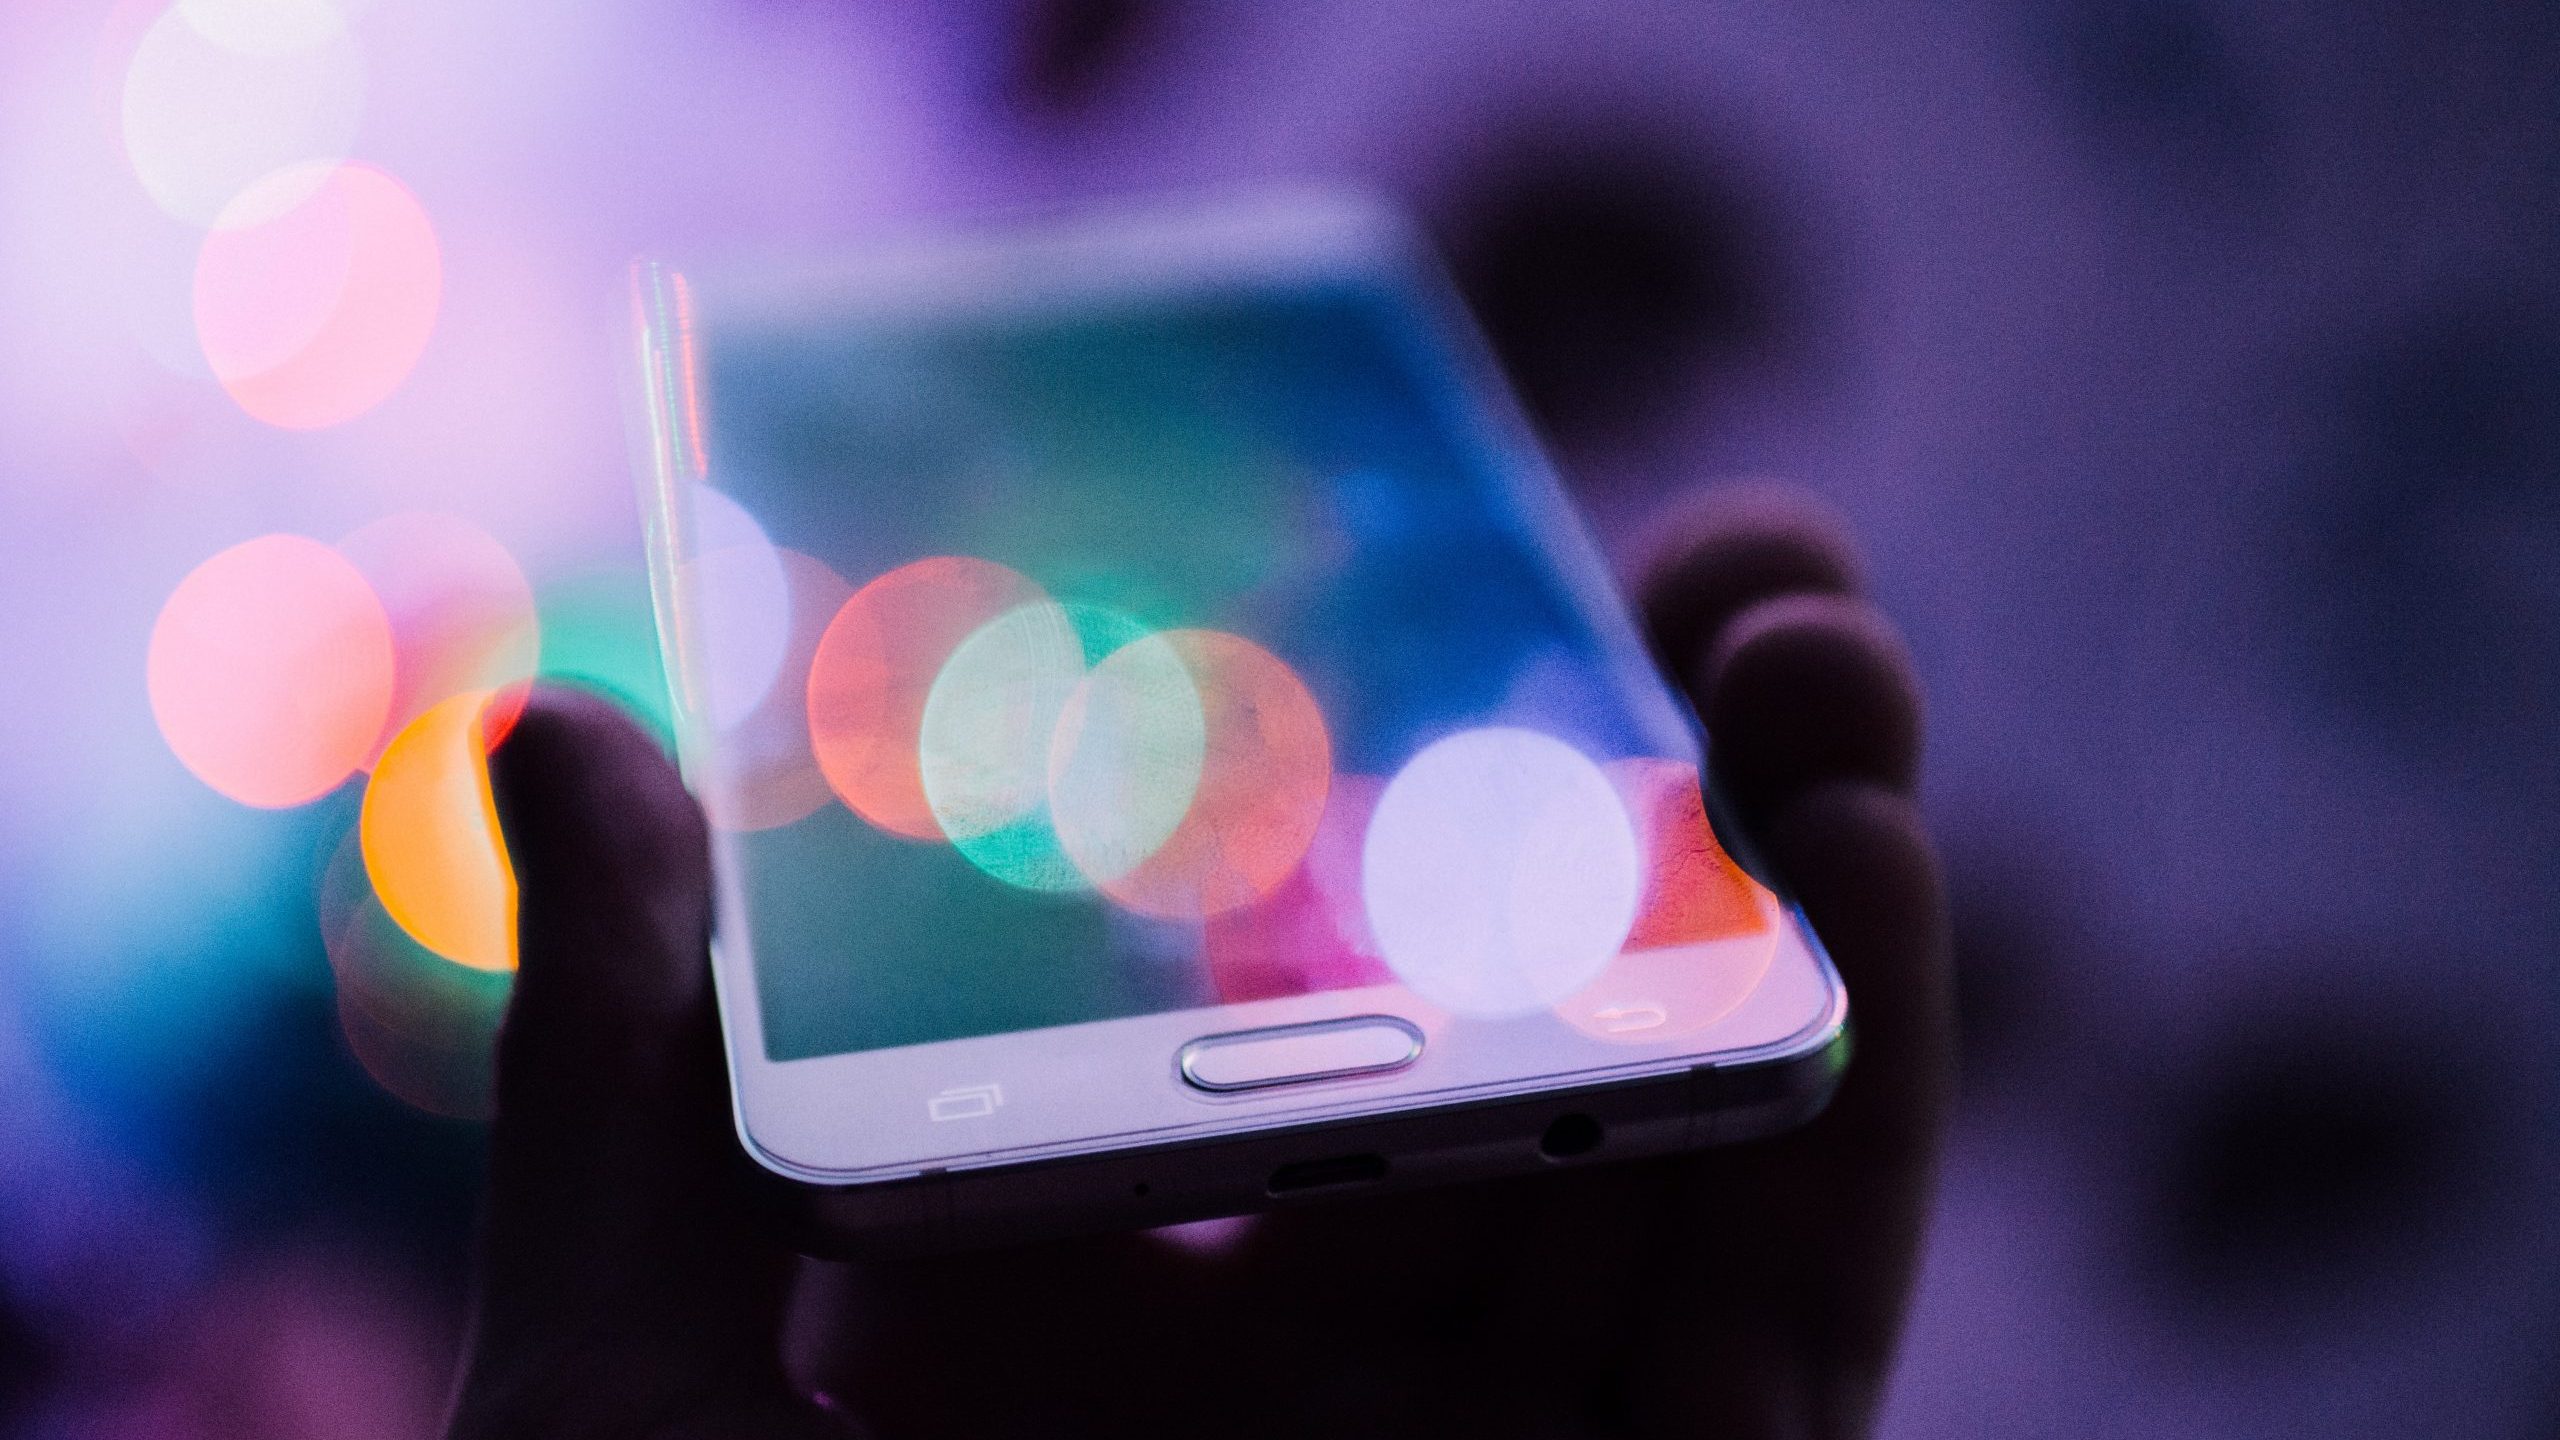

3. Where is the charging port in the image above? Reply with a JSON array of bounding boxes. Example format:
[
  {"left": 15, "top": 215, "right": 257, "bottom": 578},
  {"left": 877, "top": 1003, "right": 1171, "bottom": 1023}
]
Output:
[{"left": 1268, "top": 1153, "right": 1388, "bottom": 1194}]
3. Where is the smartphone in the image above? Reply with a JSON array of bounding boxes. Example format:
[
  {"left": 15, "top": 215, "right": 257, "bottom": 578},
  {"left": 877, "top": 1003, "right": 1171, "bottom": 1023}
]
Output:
[{"left": 627, "top": 192, "right": 1847, "bottom": 1255}]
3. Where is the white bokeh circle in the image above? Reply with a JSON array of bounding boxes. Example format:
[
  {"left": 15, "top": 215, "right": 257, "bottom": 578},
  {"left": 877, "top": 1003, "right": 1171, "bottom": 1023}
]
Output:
[{"left": 1362, "top": 727, "right": 1641, "bottom": 1017}]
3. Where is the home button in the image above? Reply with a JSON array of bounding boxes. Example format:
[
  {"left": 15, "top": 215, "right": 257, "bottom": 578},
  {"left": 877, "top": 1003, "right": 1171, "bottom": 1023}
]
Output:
[{"left": 1178, "top": 1016, "right": 1423, "bottom": 1093}]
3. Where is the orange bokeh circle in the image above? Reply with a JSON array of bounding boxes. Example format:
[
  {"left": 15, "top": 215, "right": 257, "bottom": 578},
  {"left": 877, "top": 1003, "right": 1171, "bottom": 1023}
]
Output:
[
  {"left": 360, "top": 687, "right": 517, "bottom": 972},
  {"left": 1091, "top": 630, "right": 1331, "bottom": 920},
  {"left": 1550, "top": 758, "right": 1780, "bottom": 1045},
  {"left": 805, "top": 557, "right": 1049, "bottom": 840},
  {"left": 1606, "top": 757, "right": 1765, "bottom": 950},
  {"left": 148, "top": 533, "right": 394, "bottom": 808}
]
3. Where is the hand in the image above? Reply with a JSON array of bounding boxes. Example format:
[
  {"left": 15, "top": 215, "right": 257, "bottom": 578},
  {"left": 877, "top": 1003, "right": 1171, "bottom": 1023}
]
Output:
[{"left": 445, "top": 487, "right": 1952, "bottom": 1440}]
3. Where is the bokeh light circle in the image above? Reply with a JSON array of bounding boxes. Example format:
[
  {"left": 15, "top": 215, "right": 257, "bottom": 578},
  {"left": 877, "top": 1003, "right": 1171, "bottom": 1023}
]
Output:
[
  {"left": 336, "top": 512, "right": 537, "bottom": 765},
  {"left": 194, "top": 162, "right": 442, "bottom": 429},
  {"left": 1047, "top": 633, "right": 1207, "bottom": 888},
  {"left": 121, "top": 6, "right": 361, "bottom": 227},
  {"left": 335, "top": 976, "right": 498, "bottom": 1121},
  {"left": 359, "top": 689, "right": 516, "bottom": 972},
  {"left": 147, "top": 534, "right": 393, "bottom": 808},
  {"left": 920, "top": 602, "right": 1147, "bottom": 892},
  {"left": 919, "top": 601, "right": 1085, "bottom": 842},
  {"left": 1553, "top": 910, "right": 1780, "bottom": 1045},
  {"left": 1201, "top": 774, "right": 1392, "bottom": 1002},
  {"left": 1608, "top": 758, "right": 1768, "bottom": 950},
  {"left": 176, "top": 0, "right": 350, "bottom": 56},
  {"left": 679, "top": 485, "right": 790, "bottom": 731},
  {"left": 319, "top": 827, "right": 505, "bottom": 1119},
  {"left": 1069, "top": 631, "right": 1331, "bottom": 920},
  {"left": 533, "top": 570, "right": 679, "bottom": 749},
  {"left": 701, "top": 549, "right": 853, "bottom": 832},
  {"left": 1553, "top": 758, "right": 1780, "bottom": 1044},
  {"left": 807, "top": 557, "right": 1049, "bottom": 840},
  {"left": 1361, "top": 728, "right": 1640, "bottom": 1016}
]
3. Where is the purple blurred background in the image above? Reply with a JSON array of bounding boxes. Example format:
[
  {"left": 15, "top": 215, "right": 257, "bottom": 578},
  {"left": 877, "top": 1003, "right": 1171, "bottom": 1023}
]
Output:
[{"left": 2, "top": 1, "right": 2554, "bottom": 1434}]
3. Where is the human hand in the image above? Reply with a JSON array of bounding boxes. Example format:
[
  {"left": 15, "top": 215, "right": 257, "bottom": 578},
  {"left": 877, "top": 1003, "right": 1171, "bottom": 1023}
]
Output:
[{"left": 445, "top": 487, "right": 1951, "bottom": 1440}]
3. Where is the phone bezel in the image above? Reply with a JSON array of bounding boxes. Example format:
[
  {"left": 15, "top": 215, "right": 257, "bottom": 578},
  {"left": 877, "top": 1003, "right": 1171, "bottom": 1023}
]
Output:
[{"left": 628, "top": 190, "right": 1849, "bottom": 1197}]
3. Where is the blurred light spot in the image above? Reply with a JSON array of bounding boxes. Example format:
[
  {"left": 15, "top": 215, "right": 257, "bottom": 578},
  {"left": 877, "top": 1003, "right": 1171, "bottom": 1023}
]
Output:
[
  {"left": 335, "top": 983, "right": 494, "bottom": 1121},
  {"left": 807, "top": 557, "right": 1050, "bottom": 840},
  {"left": 177, "top": 0, "right": 350, "bottom": 56},
  {"left": 194, "top": 162, "right": 441, "bottom": 429},
  {"left": 533, "top": 570, "right": 677, "bottom": 749},
  {"left": 1048, "top": 632, "right": 1207, "bottom": 889},
  {"left": 678, "top": 484, "right": 790, "bottom": 730},
  {"left": 922, "top": 602, "right": 1147, "bottom": 892},
  {"left": 1079, "top": 631, "right": 1330, "bottom": 920},
  {"left": 148, "top": 534, "right": 393, "bottom": 808},
  {"left": 1555, "top": 910, "right": 1779, "bottom": 1046},
  {"left": 121, "top": 6, "right": 361, "bottom": 226},
  {"left": 1608, "top": 758, "right": 1766, "bottom": 949},
  {"left": 703, "top": 549, "right": 853, "bottom": 832},
  {"left": 1554, "top": 757, "right": 1776, "bottom": 1043},
  {"left": 319, "top": 828, "right": 502, "bottom": 1120},
  {"left": 360, "top": 689, "right": 516, "bottom": 971},
  {"left": 1202, "top": 774, "right": 1394, "bottom": 1002},
  {"left": 1363, "top": 728, "right": 1639, "bottom": 1016},
  {"left": 336, "top": 512, "right": 537, "bottom": 766}
]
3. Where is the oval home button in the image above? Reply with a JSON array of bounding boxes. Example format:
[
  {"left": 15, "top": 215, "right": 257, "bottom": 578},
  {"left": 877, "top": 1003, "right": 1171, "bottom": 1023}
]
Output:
[{"left": 1179, "top": 1016, "right": 1424, "bottom": 1093}]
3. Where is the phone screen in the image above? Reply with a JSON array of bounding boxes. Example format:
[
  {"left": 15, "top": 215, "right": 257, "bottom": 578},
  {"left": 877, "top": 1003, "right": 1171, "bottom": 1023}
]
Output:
[{"left": 667, "top": 265, "right": 1783, "bottom": 1064}]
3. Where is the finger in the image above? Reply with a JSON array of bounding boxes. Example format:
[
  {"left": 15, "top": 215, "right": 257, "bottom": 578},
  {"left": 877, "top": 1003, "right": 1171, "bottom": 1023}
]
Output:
[
  {"left": 1631, "top": 489, "right": 1941, "bottom": 1435},
  {"left": 450, "top": 689, "right": 819, "bottom": 1438},
  {"left": 1701, "top": 591, "right": 1923, "bottom": 826},
  {"left": 1757, "top": 782, "right": 1954, "bottom": 1202},
  {"left": 1631, "top": 483, "right": 1862, "bottom": 696},
  {"left": 1652, "top": 782, "right": 1953, "bottom": 1439}
]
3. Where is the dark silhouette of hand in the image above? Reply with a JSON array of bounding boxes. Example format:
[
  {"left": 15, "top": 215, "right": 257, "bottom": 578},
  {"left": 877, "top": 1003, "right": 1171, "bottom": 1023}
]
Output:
[{"left": 446, "top": 488, "right": 1951, "bottom": 1440}]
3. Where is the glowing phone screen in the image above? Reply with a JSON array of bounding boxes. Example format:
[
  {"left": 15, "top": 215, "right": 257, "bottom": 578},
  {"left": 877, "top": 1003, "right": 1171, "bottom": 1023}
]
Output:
[{"left": 674, "top": 275, "right": 1771, "bottom": 1062}]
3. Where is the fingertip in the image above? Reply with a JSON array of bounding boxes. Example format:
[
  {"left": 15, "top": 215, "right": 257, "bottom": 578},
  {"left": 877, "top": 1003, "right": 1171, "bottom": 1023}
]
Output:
[
  {"left": 461, "top": 721, "right": 804, "bottom": 1434},
  {"left": 488, "top": 686, "right": 705, "bottom": 906},
  {"left": 485, "top": 686, "right": 712, "bottom": 1074},
  {"left": 1632, "top": 482, "right": 1863, "bottom": 685},
  {"left": 486, "top": 686, "right": 677, "bottom": 821},
  {"left": 1702, "top": 592, "right": 1922, "bottom": 822}
]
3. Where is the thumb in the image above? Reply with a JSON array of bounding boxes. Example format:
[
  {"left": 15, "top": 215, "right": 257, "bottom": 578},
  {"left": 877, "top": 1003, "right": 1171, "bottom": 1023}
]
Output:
[{"left": 447, "top": 689, "right": 832, "bottom": 1438}]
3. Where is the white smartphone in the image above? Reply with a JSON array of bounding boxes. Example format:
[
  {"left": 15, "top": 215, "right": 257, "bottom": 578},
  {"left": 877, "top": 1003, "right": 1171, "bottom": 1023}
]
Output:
[{"left": 627, "top": 192, "right": 1847, "bottom": 1254}]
